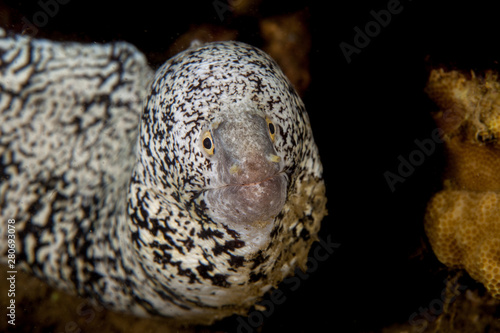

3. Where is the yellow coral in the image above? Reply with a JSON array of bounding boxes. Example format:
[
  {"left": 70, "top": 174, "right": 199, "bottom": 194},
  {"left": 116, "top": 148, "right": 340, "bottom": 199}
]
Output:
[
  {"left": 426, "top": 190, "right": 500, "bottom": 296},
  {"left": 424, "top": 68, "right": 500, "bottom": 298}
]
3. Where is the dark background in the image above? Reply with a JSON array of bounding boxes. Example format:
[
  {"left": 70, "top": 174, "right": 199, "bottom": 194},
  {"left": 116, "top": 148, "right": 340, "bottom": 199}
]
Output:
[{"left": 1, "top": 0, "right": 499, "bottom": 332}]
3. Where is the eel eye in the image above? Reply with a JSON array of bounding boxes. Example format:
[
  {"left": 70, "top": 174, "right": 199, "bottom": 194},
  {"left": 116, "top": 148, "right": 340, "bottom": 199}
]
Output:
[
  {"left": 266, "top": 117, "right": 276, "bottom": 141},
  {"left": 202, "top": 131, "right": 215, "bottom": 155}
]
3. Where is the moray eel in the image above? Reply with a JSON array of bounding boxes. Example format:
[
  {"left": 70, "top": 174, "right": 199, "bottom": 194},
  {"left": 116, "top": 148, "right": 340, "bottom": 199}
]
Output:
[{"left": 0, "top": 27, "right": 327, "bottom": 324}]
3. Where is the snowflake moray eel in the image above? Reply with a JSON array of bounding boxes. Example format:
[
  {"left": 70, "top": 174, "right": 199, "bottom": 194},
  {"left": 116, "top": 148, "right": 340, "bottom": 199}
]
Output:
[{"left": 0, "top": 27, "right": 327, "bottom": 323}]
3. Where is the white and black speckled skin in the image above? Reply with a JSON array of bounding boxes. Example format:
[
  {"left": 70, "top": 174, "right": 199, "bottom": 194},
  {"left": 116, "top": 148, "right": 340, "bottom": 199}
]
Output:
[{"left": 0, "top": 27, "right": 327, "bottom": 323}]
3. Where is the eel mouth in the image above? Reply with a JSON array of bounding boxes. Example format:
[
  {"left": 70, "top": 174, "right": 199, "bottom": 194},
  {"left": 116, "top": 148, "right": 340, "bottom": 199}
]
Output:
[
  {"left": 204, "top": 172, "right": 288, "bottom": 225},
  {"left": 228, "top": 172, "right": 285, "bottom": 187}
]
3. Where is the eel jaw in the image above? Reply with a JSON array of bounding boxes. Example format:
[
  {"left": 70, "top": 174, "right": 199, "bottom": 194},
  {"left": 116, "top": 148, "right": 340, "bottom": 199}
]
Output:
[{"left": 204, "top": 172, "right": 288, "bottom": 227}]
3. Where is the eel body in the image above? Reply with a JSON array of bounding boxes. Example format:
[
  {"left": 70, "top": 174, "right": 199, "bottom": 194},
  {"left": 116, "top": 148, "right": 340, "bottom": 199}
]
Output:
[{"left": 0, "top": 27, "right": 327, "bottom": 323}]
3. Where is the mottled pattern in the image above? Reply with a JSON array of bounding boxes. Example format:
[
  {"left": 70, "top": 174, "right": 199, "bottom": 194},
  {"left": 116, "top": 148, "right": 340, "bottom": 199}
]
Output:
[{"left": 0, "top": 27, "right": 326, "bottom": 323}]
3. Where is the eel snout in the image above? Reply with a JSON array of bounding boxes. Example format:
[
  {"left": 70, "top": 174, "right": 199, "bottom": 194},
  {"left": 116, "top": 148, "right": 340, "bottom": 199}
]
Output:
[{"left": 203, "top": 111, "right": 288, "bottom": 226}]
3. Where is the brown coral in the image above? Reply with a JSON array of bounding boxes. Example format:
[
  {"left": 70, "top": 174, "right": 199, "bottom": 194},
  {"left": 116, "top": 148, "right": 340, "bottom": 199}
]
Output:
[{"left": 425, "top": 68, "right": 500, "bottom": 298}]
